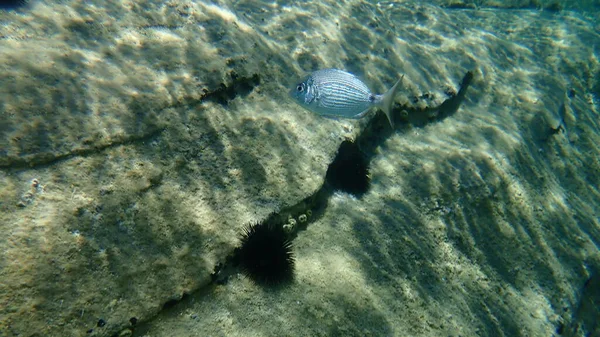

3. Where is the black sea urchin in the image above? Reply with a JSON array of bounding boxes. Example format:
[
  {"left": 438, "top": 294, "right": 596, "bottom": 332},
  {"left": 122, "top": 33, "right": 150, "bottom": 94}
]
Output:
[{"left": 238, "top": 221, "right": 295, "bottom": 286}]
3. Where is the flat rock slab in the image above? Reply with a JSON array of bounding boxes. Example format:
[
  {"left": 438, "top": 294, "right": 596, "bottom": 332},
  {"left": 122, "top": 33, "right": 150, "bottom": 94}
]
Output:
[
  {"left": 109, "top": 2, "right": 600, "bottom": 337},
  {"left": 2, "top": 1, "right": 600, "bottom": 337},
  {"left": 0, "top": 1, "right": 354, "bottom": 336}
]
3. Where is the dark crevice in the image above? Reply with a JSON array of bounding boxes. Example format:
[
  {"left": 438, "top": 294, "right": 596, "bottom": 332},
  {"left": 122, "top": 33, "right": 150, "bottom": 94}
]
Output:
[
  {"left": 17, "top": 69, "right": 471, "bottom": 336},
  {"left": 0, "top": 72, "right": 261, "bottom": 170},
  {"left": 133, "top": 71, "right": 474, "bottom": 336},
  {"left": 161, "top": 294, "right": 189, "bottom": 311},
  {"left": 561, "top": 260, "right": 600, "bottom": 337},
  {"left": 325, "top": 141, "right": 371, "bottom": 197},
  {"left": 442, "top": 1, "right": 564, "bottom": 12},
  {"left": 0, "top": 128, "right": 164, "bottom": 170},
  {"left": 321, "top": 70, "right": 475, "bottom": 200},
  {"left": 200, "top": 72, "right": 260, "bottom": 106},
  {"left": 360, "top": 70, "right": 474, "bottom": 155},
  {"left": 207, "top": 70, "right": 474, "bottom": 287}
]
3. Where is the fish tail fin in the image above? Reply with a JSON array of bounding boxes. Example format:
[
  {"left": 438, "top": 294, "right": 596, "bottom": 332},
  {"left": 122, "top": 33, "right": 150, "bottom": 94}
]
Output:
[{"left": 381, "top": 75, "right": 403, "bottom": 128}]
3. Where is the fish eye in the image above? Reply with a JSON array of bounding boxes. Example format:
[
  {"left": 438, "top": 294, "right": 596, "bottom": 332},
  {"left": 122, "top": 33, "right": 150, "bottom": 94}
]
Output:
[{"left": 296, "top": 83, "right": 305, "bottom": 92}]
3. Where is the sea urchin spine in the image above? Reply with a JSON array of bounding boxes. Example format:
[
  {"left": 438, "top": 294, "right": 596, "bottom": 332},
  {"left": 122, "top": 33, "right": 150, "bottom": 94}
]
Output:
[{"left": 237, "top": 221, "right": 295, "bottom": 286}]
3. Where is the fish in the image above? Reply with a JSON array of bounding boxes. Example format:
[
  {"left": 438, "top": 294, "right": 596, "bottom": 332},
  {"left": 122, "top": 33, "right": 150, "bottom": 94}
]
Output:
[{"left": 289, "top": 68, "right": 403, "bottom": 127}]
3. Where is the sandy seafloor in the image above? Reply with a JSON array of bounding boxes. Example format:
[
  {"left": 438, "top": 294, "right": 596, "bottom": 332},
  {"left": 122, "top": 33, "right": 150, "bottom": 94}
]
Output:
[{"left": 1, "top": 0, "right": 600, "bottom": 336}]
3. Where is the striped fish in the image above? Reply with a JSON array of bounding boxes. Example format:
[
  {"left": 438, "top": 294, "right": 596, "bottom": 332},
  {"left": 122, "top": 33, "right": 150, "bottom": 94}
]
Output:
[{"left": 289, "top": 68, "right": 402, "bottom": 127}]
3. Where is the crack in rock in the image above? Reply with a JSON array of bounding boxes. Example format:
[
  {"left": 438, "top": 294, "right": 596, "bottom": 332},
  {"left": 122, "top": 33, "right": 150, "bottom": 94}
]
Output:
[{"left": 0, "top": 72, "right": 261, "bottom": 170}]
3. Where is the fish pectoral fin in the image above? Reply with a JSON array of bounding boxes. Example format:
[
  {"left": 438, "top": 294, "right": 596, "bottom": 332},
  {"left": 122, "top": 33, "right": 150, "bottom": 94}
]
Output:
[{"left": 353, "top": 108, "right": 373, "bottom": 119}]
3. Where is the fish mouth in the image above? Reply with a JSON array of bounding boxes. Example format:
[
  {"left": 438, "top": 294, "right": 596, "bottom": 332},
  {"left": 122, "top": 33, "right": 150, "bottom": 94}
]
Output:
[{"left": 288, "top": 86, "right": 297, "bottom": 97}]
